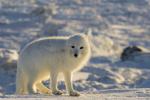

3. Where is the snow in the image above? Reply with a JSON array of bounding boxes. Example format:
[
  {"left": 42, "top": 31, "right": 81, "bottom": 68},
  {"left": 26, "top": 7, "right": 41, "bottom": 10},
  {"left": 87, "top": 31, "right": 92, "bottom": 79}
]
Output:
[
  {"left": 1, "top": 88, "right": 150, "bottom": 100},
  {"left": 0, "top": 0, "right": 150, "bottom": 99}
]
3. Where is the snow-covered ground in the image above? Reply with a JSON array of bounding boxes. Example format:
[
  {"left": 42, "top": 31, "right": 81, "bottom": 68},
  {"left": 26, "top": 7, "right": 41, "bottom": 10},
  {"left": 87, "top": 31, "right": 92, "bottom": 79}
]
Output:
[
  {"left": 1, "top": 88, "right": 150, "bottom": 100},
  {"left": 0, "top": 0, "right": 150, "bottom": 99}
]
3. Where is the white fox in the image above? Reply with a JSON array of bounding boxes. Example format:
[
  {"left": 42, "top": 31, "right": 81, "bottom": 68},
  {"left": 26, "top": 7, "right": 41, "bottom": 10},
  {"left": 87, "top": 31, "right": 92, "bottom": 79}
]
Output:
[{"left": 16, "top": 32, "right": 91, "bottom": 96}]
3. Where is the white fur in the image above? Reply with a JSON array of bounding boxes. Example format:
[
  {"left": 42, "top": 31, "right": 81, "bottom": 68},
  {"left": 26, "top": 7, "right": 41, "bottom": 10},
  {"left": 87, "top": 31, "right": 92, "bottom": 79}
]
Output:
[{"left": 16, "top": 34, "right": 91, "bottom": 96}]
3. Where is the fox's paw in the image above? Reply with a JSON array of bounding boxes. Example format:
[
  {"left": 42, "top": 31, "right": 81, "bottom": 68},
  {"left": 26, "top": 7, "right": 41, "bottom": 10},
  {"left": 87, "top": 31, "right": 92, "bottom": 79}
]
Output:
[
  {"left": 53, "top": 90, "right": 63, "bottom": 95},
  {"left": 70, "top": 91, "right": 80, "bottom": 96}
]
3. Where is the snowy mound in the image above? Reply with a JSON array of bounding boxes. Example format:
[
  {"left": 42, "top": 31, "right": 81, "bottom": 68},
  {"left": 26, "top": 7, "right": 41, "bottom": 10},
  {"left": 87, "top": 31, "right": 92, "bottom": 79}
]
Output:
[
  {"left": 0, "top": 48, "right": 18, "bottom": 71},
  {"left": 120, "top": 46, "right": 150, "bottom": 68}
]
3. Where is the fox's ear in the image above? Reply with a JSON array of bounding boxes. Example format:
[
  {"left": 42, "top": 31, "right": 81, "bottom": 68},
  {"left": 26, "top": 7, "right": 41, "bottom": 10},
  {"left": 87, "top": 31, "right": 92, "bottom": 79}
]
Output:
[{"left": 84, "top": 28, "right": 92, "bottom": 39}]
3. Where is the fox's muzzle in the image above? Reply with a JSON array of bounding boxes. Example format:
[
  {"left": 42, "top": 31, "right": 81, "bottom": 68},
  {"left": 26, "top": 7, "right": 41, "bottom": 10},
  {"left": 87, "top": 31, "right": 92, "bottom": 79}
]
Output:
[{"left": 74, "top": 53, "right": 78, "bottom": 58}]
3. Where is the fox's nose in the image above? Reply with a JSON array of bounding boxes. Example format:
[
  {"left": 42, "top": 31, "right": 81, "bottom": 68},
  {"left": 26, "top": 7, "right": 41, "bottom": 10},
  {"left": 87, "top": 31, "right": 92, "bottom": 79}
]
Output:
[{"left": 74, "top": 54, "right": 78, "bottom": 58}]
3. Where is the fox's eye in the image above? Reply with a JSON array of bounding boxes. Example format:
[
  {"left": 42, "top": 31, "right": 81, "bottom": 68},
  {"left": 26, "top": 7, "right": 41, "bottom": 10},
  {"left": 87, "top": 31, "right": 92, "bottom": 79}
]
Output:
[
  {"left": 80, "top": 46, "right": 84, "bottom": 49},
  {"left": 71, "top": 46, "right": 75, "bottom": 48}
]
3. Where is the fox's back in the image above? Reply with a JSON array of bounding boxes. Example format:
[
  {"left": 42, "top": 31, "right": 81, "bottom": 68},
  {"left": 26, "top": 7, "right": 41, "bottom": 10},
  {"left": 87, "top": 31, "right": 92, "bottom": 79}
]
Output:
[
  {"left": 18, "top": 37, "right": 68, "bottom": 69},
  {"left": 20, "top": 37, "right": 67, "bottom": 56}
]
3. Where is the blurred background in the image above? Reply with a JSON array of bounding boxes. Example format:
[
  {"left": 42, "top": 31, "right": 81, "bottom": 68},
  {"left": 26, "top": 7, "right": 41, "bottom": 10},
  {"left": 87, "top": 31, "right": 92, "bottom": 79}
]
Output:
[{"left": 0, "top": 0, "right": 150, "bottom": 95}]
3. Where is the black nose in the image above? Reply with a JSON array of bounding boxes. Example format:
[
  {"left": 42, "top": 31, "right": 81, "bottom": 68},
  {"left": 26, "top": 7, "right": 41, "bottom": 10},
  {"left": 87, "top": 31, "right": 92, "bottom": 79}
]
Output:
[{"left": 74, "top": 54, "right": 78, "bottom": 57}]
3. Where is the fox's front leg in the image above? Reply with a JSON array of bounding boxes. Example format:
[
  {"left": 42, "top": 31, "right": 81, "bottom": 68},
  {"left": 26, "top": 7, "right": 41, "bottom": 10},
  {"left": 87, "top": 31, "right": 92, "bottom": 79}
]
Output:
[
  {"left": 50, "top": 71, "right": 63, "bottom": 95},
  {"left": 64, "top": 71, "right": 80, "bottom": 96}
]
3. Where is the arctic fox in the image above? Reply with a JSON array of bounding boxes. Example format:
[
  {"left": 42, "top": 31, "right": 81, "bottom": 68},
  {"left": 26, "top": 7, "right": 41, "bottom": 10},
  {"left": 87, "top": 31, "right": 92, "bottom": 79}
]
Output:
[{"left": 16, "top": 32, "right": 91, "bottom": 96}]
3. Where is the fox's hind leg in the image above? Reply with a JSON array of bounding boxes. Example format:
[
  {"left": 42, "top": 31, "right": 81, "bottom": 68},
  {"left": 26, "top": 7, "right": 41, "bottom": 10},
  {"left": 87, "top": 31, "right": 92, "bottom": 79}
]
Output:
[{"left": 16, "top": 69, "right": 28, "bottom": 94}]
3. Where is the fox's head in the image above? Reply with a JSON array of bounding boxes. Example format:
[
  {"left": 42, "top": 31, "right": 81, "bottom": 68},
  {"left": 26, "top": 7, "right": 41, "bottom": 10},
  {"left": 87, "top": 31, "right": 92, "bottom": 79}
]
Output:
[{"left": 66, "top": 30, "right": 91, "bottom": 59}]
